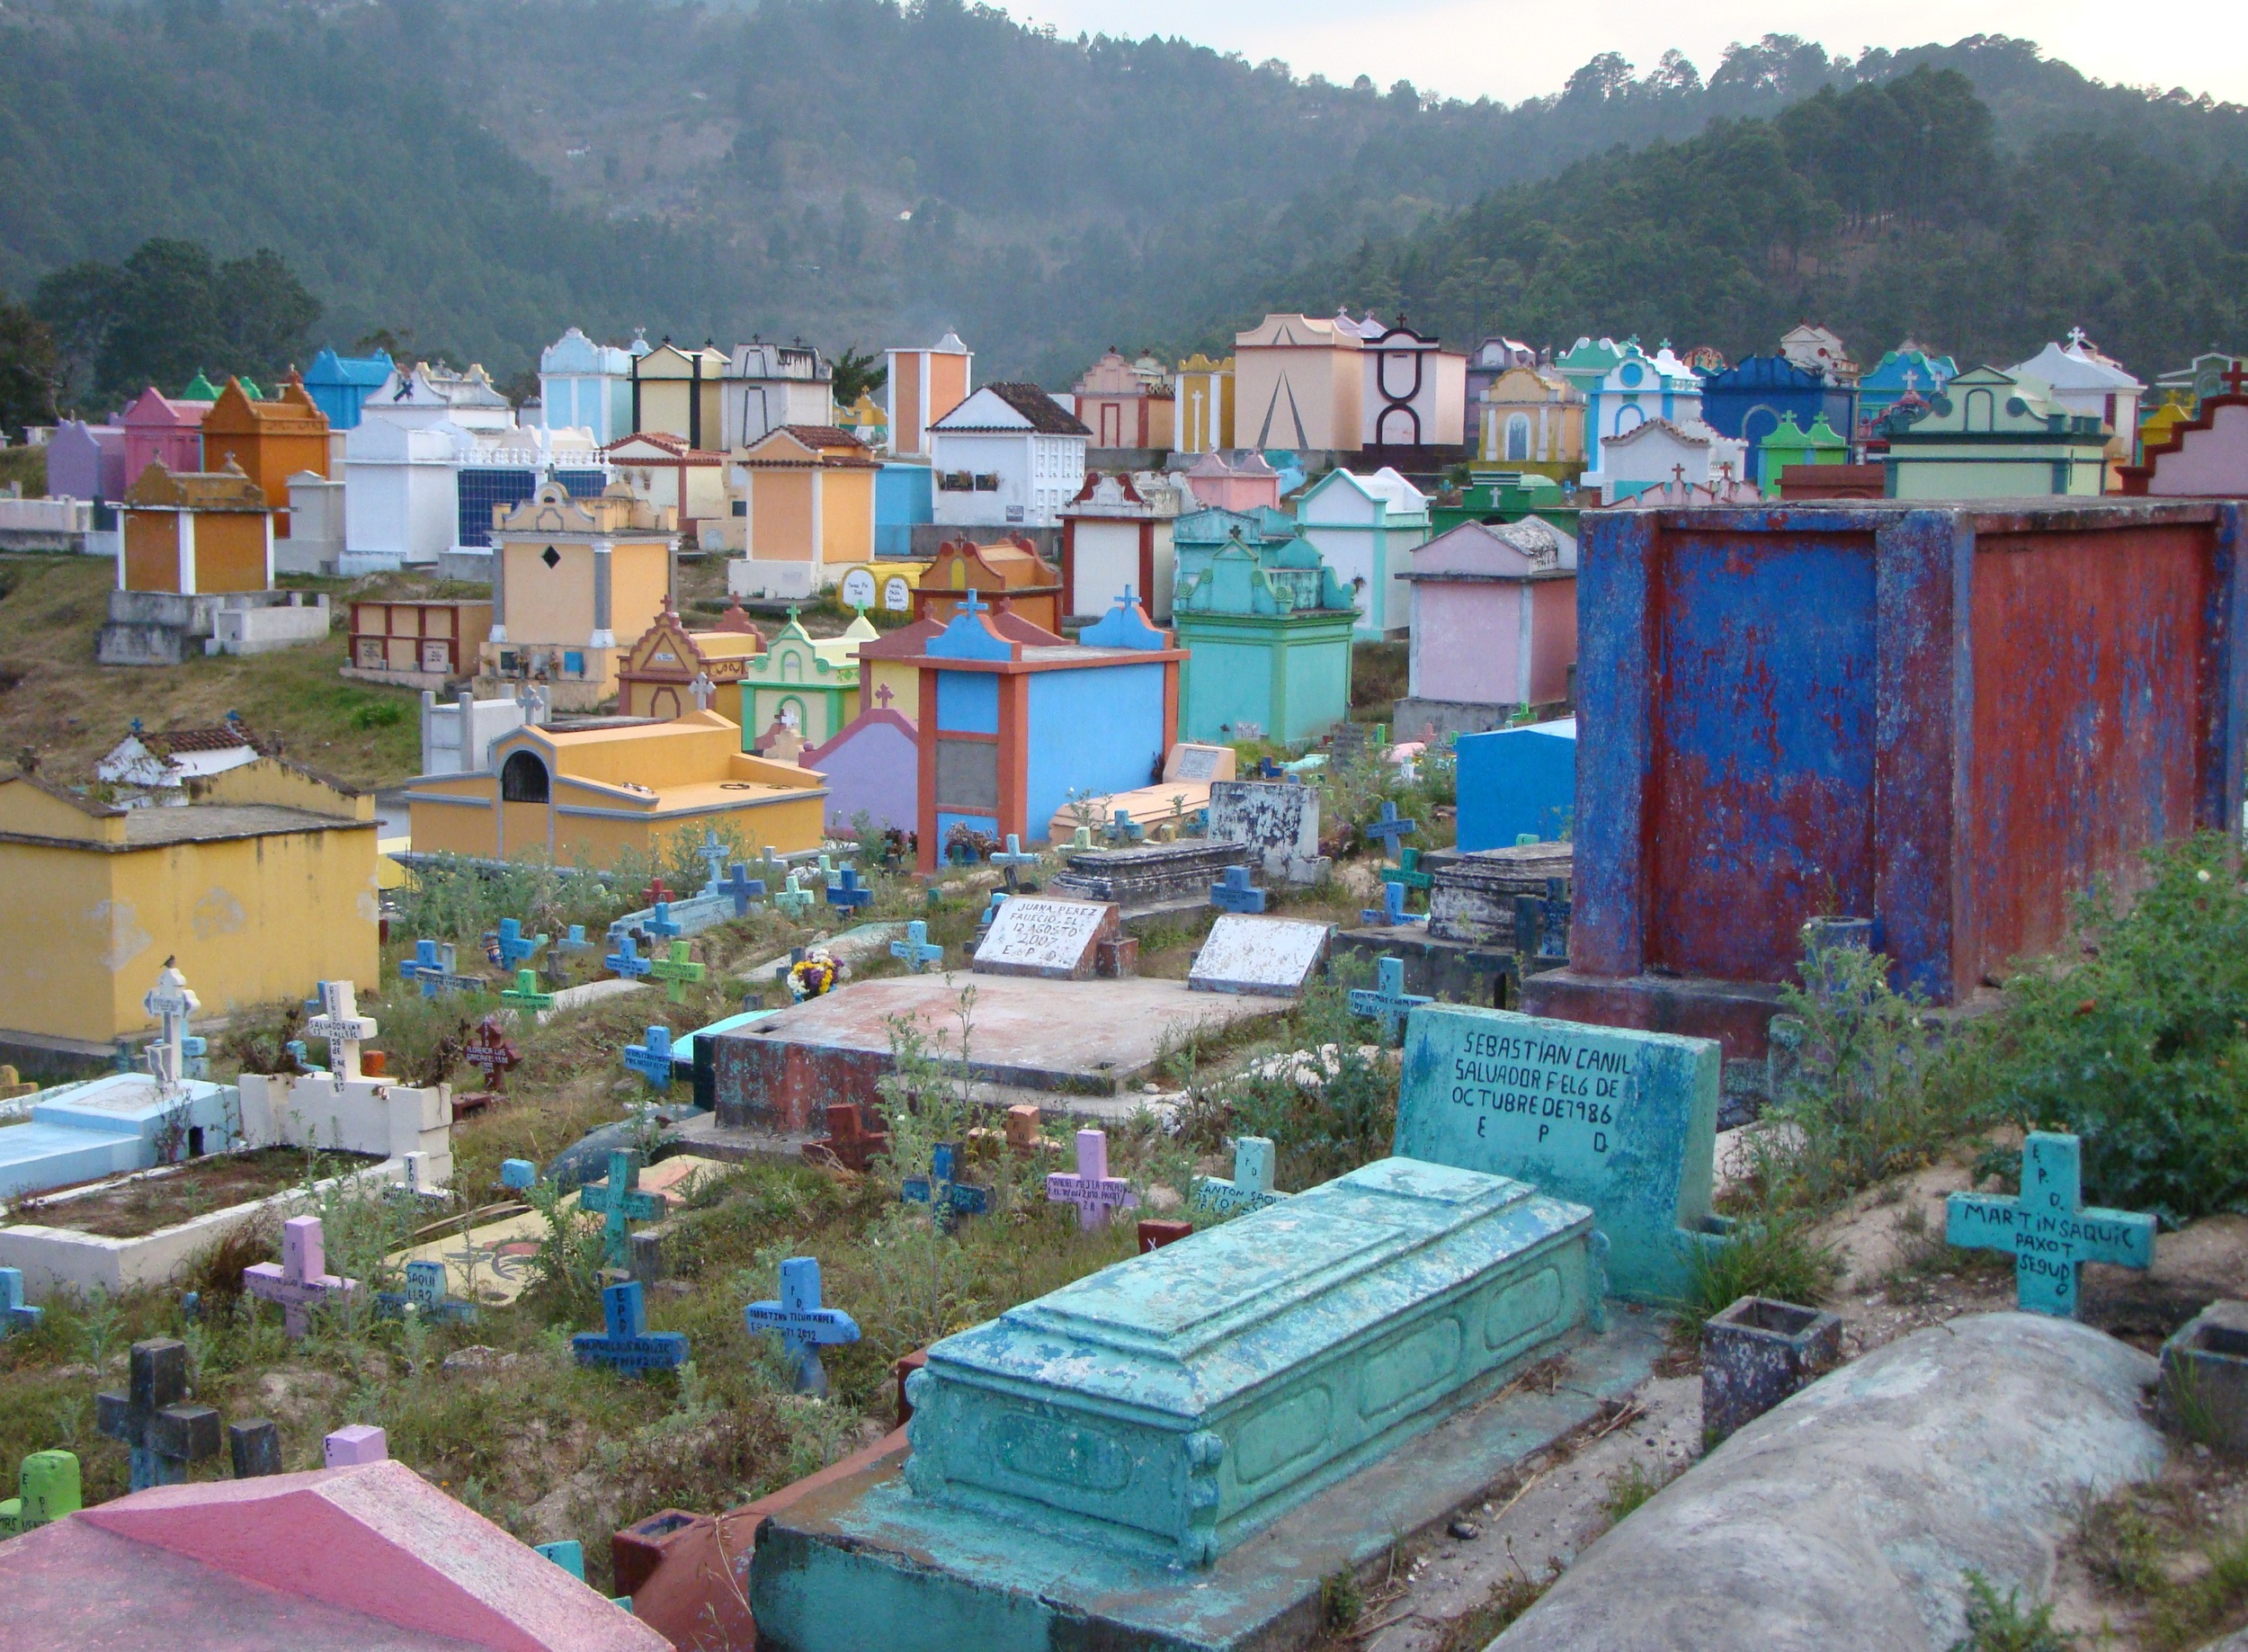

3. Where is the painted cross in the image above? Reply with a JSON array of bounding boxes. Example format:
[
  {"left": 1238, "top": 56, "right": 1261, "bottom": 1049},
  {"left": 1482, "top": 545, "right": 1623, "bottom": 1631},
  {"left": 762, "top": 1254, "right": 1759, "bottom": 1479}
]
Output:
[
  {"left": 141, "top": 962, "right": 201, "bottom": 1093},
  {"left": 462, "top": 1016, "right": 522, "bottom": 1094},
  {"left": 1945, "top": 1131, "right": 2156, "bottom": 1318},
  {"left": 1209, "top": 865, "right": 1267, "bottom": 914},
  {"left": 717, "top": 862, "right": 767, "bottom": 917},
  {"left": 95, "top": 1339, "right": 220, "bottom": 1491},
  {"left": 773, "top": 871, "right": 816, "bottom": 920},
  {"left": 1350, "top": 955, "right": 1432, "bottom": 1042},
  {"left": 647, "top": 940, "right": 705, "bottom": 1005},
  {"left": 1192, "top": 1137, "right": 1287, "bottom": 1216},
  {"left": 0, "top": 1267, "right": 42, "bottom": 1336},
  {"left": 976, "top": 889, "right": 1008, "bottom": 939},
  {"left": 641, "top": 876, "right": 674, "bottom": 909},
  {"left": 572, "top": 1280, "right": 689, "bottom": 1378},
  {"left": 688, "top": 671, "right": 717, "bottom": 712},
  {"left": 744, "top": 1256, "right": 862, "bottom": 1397},
  {"left": 399, "top": 939, "right": 456, "bottom": 999},
  {"left": 376, "top": 1259, "right": 477, "bottom": 1325},
  {"left": 306, "top": 981, "right": 379, "bottom": 1081},
  {"left": 1, "top": 1450, "right": 83, "bottom": 1534},
  {"left": 826, "top": 866, "right": 874, "bottom": 913},
  {"left": 696, "top": 829, "right": 731, "bottom": 892},
  {"left": 2222, "top": 361, "right": 2248, "bottom": 397},
  {"left": 990, "top": 834, "right": 1039, "bottom": 891},
  {"left": 644, "top": 900, "right": 682, "bottom": 941},
  {"left": 578, "top": 1149, "right": 670, "bottom": 1269},
  {"left": 496, "top": 918, "right": 549, "bottom": 973},
  {"left": 243, "top": 1215, "right": 359, "bottom": 1338},
  {"left": 500, "top": 968, "right": 555, "bottom": 1023},
  {"left": 605, "top": 933, "right": 655, "bottom": 982},
  {"left": 624, "top": 1026, "right": 676, "bottom": 1090},
  {"left": 1366, "top": 799, "right": 1419, "bottom": 858},
  {"left": 1512, "top": 878, "right": 1572, "bottom": 968},
  {"left": 501, "top": 1158, "right": 539, "bottom": 1192},
  {"left": 889, "top": 920, "right": 943, "bottom": 973},
  {"left": 1360, "top": 880, "right": 1423, "bottom": 928},
  {"left": 1046, "top": 1129, "right": 1138, "bottom": 1230},
  {"left": 806, "top": 1103, "right": 889, "bottom": 1172},
  {"left": 1066, "top": 825, "right": 1094, "bottom": 852},
  {"left": 1380, "top": 847, "right": 1433, "bottom": 896},
  {"left": 874, "top": 682, "right": 896, "bottom": 709},
  {"left": 228, "top": 1418, "right": 283, "bottom": 1479},
  {"left": 901, "top": 1142, "right": 989, "bottom": 1225},
  {"left": 557, "top": 924, "right": 595, "bottom": 961},
  {"left": 1105, "top": 808, "right": 1144, "bottom": 845}
]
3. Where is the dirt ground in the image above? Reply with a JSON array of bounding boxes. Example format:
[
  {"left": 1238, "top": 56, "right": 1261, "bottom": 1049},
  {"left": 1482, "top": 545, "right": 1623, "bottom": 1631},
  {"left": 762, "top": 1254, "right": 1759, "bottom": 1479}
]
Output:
[{"left": 7, "top": 1147, "right": 380, "bottom": 1238}]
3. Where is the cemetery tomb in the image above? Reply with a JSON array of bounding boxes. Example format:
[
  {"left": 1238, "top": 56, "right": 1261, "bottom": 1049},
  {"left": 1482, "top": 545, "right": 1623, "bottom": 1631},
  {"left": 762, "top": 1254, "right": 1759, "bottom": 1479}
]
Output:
[
  {"left": 1426, "top": 840, "right": 1574, "bottom": 946},
  {"left": 1453, "top": 719, "right": 1575, "bottom": 853},
  {"left": 1048, "top": 838, "right": 1253, "bottom": 919},
  {"left": 1207, "top": 778, "right": 1327, "bottom": 884},
  {"left": 1531, "top": 498, "right": 2248, "bottom": 1063},
  {"left": 0, "top": 1070, "right": 240, "bottom": 1202},
  {"left": 1186, "top": 915, "right": 1333, "bottom": 997},
  {"left": 1395, "top": 1003, "right": 1726, "bottom": 1302},
  {"left": 969, "top": 896, "right": 1120, "bottom": 979},
  {"left": 236, "top": 1060, "right": 455, "bottom": 1188}
]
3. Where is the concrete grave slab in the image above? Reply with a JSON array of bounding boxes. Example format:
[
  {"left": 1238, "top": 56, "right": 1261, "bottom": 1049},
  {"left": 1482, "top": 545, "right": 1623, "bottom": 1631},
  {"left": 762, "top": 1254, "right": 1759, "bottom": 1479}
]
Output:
[
  {"left": 1187, "top": 915, "right": 1333, "bottom": 997},
  {"left": 1208, "top": 779, "right": 1327, "bottom": 884},
  {"left": 971, "top": 897, "right": 1120, "bottom": 979}
]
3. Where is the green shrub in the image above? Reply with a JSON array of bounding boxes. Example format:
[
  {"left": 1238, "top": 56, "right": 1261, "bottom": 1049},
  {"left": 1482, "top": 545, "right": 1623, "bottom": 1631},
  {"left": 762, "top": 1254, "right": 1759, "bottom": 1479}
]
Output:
[
  {"left": 1949, "top": 1571, "right": 2074, "bottom": 1651},
  {"left": 1678, "top": 1214, "right": 1842, "bottom": 1322}
]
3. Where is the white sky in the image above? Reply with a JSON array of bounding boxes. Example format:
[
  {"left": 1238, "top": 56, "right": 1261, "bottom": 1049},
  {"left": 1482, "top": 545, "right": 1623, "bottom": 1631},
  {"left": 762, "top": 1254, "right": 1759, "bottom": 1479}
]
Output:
[{"left": 1012, "top": 1, "right": 2240, "bottom": 106}]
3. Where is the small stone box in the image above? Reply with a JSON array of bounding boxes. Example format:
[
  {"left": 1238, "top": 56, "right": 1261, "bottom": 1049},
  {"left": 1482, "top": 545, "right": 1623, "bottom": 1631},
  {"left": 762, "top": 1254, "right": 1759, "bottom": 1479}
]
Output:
[
  {"left": 970, "top": 897, "right": 1120, "bottom": 980},
  {"left": 901, "top": 1157, "right": 1599, "bottom": 1568},
  {"left": 2160, "top": 1300, "right": 2248, "bottom": 1456},
  {"left": 1701, "top": 1295, "right": 1842, "bottom": 1443},
  {"left": 1187, "top": 915, "right": 1332, "bottom": 997}
]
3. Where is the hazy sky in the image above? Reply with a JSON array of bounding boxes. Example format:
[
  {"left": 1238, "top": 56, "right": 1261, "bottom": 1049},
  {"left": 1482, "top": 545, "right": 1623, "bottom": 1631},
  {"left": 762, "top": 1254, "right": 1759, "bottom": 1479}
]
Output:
[{"left": 1012, "top": 1, "right": 2240, "bottom": 106}]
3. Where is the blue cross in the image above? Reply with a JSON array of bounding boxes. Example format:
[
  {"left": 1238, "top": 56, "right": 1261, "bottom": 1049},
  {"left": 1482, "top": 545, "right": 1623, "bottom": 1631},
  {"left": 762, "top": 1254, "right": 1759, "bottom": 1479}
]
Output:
[
  {"left": 605, "top": 934, "right": 654, "bottom": 981},
  {"left": 399, "top": 938, "right": 442, "bottom": 993},
  {"left": 1367, "top": 799, "right": 1419, "bottom": 858},
  {"left": 572, "top": 1281, "right": 688, "bottom": 1378},
  {"left": 376, "top": 1260, "right": 477, "bottom": 1326},
  {"left": 1105, "top": 809, "right": 1143, "bottom": 844},
  {"left": 500, "top": 1158, "right": 538, "bottom": 1192},
  {"left": 577, "top": 1149, "right": 669, "bottom": 1268},
  {"left": 644, "top": 901, "right": 682, "bottom": 940},
  {"left": 958, "top": 587, "right": 987, "bottom": 616},
  {"left": 696, "top": 829, "right": 731, "bottom": 891},
  {"left": 1209, "top": 865, "right": 1266, "bottom": 914},
  {"left": 1360, "top": 880, "right": 1422, "bottom": 927},
  {"left": 976, "top": 889, "right": 1008, "bottom": 938},
  {"left": 902, "top": 1143, "right": 989, "bottom": 1226},
  {"left": 890, "top": 920, "right": 943, "bottom": 973},
  {"left": 990, "top": 833, "right": 1039, "bottom": 890},
  {"left": 717, "top": 862, "right": 767, "bottom": 917},
  {"left": 1946, "top": 1132, "right": 2155, "bottom": 1318},
  {"left": 624, "top": 1026, "right": 676, "bottom": 1091},
  {"left": 0, "top": 1268, "right": 43, "bottom": 1336},
  {"left": 1349, "top": 955, "right": 1432, "bottom": 1042},
  {"left": 496, "top": 918, "right": 548, "bottom": 973},
  {"left": 826, "top": 867, "right": 874, "bottom": 912},
  {"left": 744, "top": 1256, "right": 862, "bottom": 1396}
]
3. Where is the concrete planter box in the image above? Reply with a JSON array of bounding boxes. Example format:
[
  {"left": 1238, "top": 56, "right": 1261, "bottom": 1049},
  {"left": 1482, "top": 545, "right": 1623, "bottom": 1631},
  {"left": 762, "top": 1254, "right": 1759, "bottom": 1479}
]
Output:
[
  {"left": 1703, "top": 1295, "right": 1843, "bottom": 1442},
  {"left": 2160, "top": 1300, "right": 2248, "bottom": 1455}
]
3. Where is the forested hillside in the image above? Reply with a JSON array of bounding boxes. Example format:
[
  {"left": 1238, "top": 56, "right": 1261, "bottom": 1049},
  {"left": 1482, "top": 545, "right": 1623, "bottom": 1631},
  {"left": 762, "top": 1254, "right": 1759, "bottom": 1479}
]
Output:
[{"left": 1, "top": 0, "right": 2244, "bottom": 391}]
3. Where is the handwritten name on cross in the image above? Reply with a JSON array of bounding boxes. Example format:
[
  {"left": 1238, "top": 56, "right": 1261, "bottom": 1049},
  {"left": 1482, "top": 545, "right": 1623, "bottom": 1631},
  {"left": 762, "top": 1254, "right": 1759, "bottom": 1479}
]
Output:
[
  {"left": 745, "top": 1256, "right": 861, "bottom": 1396},
  {"left": 377, "top": 1260, "right": 477, "bottom": 1326},
  {"left": 573, "top": 1280, "right": 688, "bottom": 1377},
  {"left": 1366, "top": 799, "right": 1419, "bottom": 859},
  {"left": 605, "top": 933, "right": 654, "bottom": 981},
  {"left": 306, "top": 981, "right": 378, "bottom": 1081},
  {"left": 95, "top": 1339, "right": 220, "bottom": 1490},
  {"left": 579, "top": 1149, "right": 670, "bottom": 1269},
  {"left": 1945, "top": 1131, "right": 2155, "bottom": 1318},
  {"left": 243, "top": 1216, "right": 358, "bottom": 1338},
  {"left": 1209, "top": 865, "right": 1266, "bottom": 914},
  {"left": 141, "top": 963, "right": 201, "bottom": 1094},
  {"left": 500, "top": 969, "right": 555, "bottom": 1023},
  {"left": 647, "top": 941, "right": 704, "bottom": 1005},
  {"left": 902, "top": 1142, "right": 989, "bottom": 1225},
  {"left": 496, "top": 918, "right": 548, "bottom": 973},
  {"left": 1350, "top": 955, "right": 1432, "bottom": 1042},
  {"left": 1046, "top": 1130, "right": 1137, "bottom": 1230},
  {"left": 1193, "top": 1136, "right": 1286, "bottom": 1216},
  {"left": 462, "top": 1016, "right": 522, "bottom": 1093},
  {"left": 624, "top": 1026, "right": 676, "bottom": 1090},
  {"left": 717, "top": 862, "right": 766, "bottom": 916},
  {"left": 990, "top": 834, "right": 1039, "bottom": 890},
  {"left": 890, "top": 920, "right": 943, "bottom": 973}
]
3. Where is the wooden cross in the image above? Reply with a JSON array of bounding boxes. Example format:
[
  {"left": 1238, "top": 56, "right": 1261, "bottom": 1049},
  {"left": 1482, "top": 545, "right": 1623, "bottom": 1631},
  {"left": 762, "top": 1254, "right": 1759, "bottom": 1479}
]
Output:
[
  {"left": 500, "top": 968, "right": 555, "bottom": 1023},
  {"left": 623, "top": 1025, "right": 676, "bottom": 1089},
  {"left": 647, "top": 941, "right": 704, "bottom": 1005},
  {"left": 461, "top": 1016, "right": 522, "bottom": 1094},
  {"left": 902, "top": 1142, "right": 989, "bottom": 1225},
  {"left": 604, "top": 933, "right": 654, "bottom": 980},
  {"left": 1365, "top": 799, "right": 1419, "bottom": 858},
  {"left": 572, "top": 1281, "right": 688, "bottom": 1378},
  {"left": 577, "top": 1149, "right": 670, "bottom": 1270},
  {"left": 1945, "top": 1131, "right": 2154, "bottom": 1318},
  {"left": 306, "top": 980, "right": 378, "bottom": 1081},
  {"left": 744, "top": 1256, "right": 861, "bottom": 1396},
  {"left": 716, "top": 862, "right": 766, "bottom": 917},
  {"left": 1209, "top": 864, "right": 1266, "bottom": 914},
  {"left": 1349, "top": 955, "right": 1432, "bottom": 1042},
  {"left": 1046, "top": 1130, "right": 1137, "bottom": 1230},
  {"left": 889, "top": 919, "right": 942, "bottom": 973},
  {"left": 243, "top": 1216, "right": 358, "bottom": 1338},
  {"left": 804, "top": 1102, "right": 889, "bottom": 1172},
  {"left": 1193, "top": 1136, "right": 1286, "bottom": 1215},
  {"left": 95, "top": 1339, "right": 219, "bottom": 1491}
]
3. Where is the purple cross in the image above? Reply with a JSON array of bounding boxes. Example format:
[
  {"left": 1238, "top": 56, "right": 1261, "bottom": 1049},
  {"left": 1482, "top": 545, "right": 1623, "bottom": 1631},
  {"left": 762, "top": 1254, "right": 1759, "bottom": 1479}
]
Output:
[
  {"left": 1046, "top": 1130, "right": 1137, "bottom": 1230},
  {"left": 243, "top": 1216, "right": 358, "bottom": 1338}
]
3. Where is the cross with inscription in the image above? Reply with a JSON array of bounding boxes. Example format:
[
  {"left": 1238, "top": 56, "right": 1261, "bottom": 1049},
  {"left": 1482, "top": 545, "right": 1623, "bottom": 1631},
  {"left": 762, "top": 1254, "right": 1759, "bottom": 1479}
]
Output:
[
  {"left": 1, "top": 1450, "right": 82, "bottom": 1533},
  {"left": 1945, "top": 1131, "right": 2156, "bottom": 1318},
  {"left": 695, "top": 829, "right": 731, "bottom": 892},
  {"left": 745, "top": 1256, "right": 862, "bottom": 1397},
  {"left": 96, "top": 1339, "right": 220, "bottom": 1490},
  {"left": 716, "top": 862, "right": 767, "bottom": 916},
  {"left": 1380, "top": 846, "right": 1433, "bottom": 898},
  {"left": 376, "top": 1259, "right": 477, "bottom": 1326},
  {"left": 400, "top": 939, "right": 455, "bottom": 999},
  {"left": 244, "top": 1216, "right": 359, "bottom": 1338},
  {"left": 826, "top": 866, "right": 874, "bottom": 913},
  {"left": 1209, "top": 864, "right": 1266, "bottom": 914},
  {"left": 605, "top": 933, "right": 655, "bottom": 982},
  {"left": 578, "top": 1149, "right": 670, "bottom": 1269},
  {"left": 990, "top": 834, "right": 1039, "bottom": 891},
  {"left": 1192, "top": 1136, "right": 1287, "bottom": 1215},
  {"left": 647, "top": 940, "right": 705, "bottom": 1005},
  {"left": 462, "top": 1016, "right": 522, "bottom": 1094},
  {"left": 773, "top": 871, "right": 816, "bottom": 919},
  {"left": 889, "top": 919, "right": 943, "bottom": 973},
  {"left": 1366, "top": 799, "right": 1419, "bottom": 859},
  {"left": 0, "top": 1268, "right": 43, "bottom": 1337},
  {"left": 306, "top": 980, "right": 379, "bottom": 1080},
  {"left": 141, "top": 962, "right": 201, "bottom": 1093},
  {"left": 495, "top": 918, "right": 548, "bottom": 973},
  {"left": 1350, "top": 955, "right": 1432, "bottom": 1042},
  {"left": 1046, "top": 1129, "right": 1138, "bottom": 1230},
  {"left": 805, "top": 1102, "right": 890, "bottom": 1172},
  {"left": 573, "top": 1280, "right": 688, "bottom": 1378},
  {"left": 902, "top": 1142, "right": 989, "bottom": 1225},
  {"left": 500, "top": 968, "right": 555, "bottom": 1024},
  {"left": 624, "top": 1025, "right": 676, "bottom": 1090}
]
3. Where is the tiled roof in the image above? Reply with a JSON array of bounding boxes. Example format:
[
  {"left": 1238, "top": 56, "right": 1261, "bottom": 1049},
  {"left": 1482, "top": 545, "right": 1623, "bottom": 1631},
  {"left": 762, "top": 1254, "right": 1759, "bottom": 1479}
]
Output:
[
  {"left": 143, "top": 726, "right": 255, "bottom": 755},
  {"left": 978, "top": 382, "right": 1093, "bottom": 437}
]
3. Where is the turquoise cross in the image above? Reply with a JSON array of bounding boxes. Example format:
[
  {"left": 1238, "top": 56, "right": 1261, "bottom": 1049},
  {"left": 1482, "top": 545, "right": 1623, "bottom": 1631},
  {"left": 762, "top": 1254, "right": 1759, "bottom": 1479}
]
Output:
[
  {"left": 1349, "top": 955, "right": 1431, "bottom": 1041},
  {"left": 990, "top": 833, "right": 1039, "bottom": 890},
  {"left": 1946, "top": 1131, "right": 2154, "bottom": 1317},
  {"left": 890, "top": 920, "right": 942, "bottom": 973},
  {"left": 1192, "top": 1136, "right": 1285, "bottom": 1215},
  {"left": 604, "top": 934, "right": 654, "bottom": 980},
  {"left": 774, "top": 871, "right": 816, "bottom": 919},
  {"left": 1209, "top": 865, "right": 1265, "bottom": 914},
  {"left": 576, "top": 1149, "right": 669, "bottom": 1269},
  {"left": 495, "top": 918, "right": 548, "bottom": 973}
]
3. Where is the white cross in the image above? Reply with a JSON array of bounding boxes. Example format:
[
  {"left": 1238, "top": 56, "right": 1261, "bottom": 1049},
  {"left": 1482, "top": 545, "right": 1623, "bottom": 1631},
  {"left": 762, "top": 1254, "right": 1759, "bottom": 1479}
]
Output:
[
  {"left": 2067, "top": 326, "right": 2089, "bottom": 351},
  {"left": 141, "top": 964, "right": 200, "bottom": 1094},
  {"left": 306, "top": 980, "right": 379, "bottom": 1082},
  {"left": 688, "top": 672, "right": 716, "bottom": 712}
]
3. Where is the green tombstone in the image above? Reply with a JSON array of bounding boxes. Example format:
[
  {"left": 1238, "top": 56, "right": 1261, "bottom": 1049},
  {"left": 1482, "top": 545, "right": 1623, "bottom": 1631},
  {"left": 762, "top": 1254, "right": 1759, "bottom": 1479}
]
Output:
[
  {"left": 0, "top": 1450, "right": 82, "bottom": 1535},
  {"left": 1393, "top": 1005, "right": 1727, "bottom": 1302}
]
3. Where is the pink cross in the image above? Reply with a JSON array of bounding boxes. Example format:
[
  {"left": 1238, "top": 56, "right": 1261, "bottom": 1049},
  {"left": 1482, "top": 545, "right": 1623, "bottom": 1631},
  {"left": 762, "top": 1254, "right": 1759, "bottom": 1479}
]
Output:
[
  {"left": 875, "top": 683, "right": 895, "bottom": 709},
  {"left": 1045, "top": 1130, "right": 1137, "bottom": 1230},
  {"left": 243, "top": 1216, "right": 358, "bottom": 1338}
]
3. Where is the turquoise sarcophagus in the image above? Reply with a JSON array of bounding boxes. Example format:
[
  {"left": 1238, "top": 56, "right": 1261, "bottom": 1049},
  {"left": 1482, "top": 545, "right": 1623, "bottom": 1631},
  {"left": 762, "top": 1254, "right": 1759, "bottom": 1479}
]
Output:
[{"left": 902, "top": 1156, "right": 1601, "bottom": 1567}]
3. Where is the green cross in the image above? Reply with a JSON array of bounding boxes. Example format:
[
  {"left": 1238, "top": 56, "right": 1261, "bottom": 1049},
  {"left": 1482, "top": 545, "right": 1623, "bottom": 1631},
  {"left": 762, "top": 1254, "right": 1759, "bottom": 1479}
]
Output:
[
  {"left": 647, "top": 941, "right": 706, "bottom": 1005},
  {"left": 499, "top": 968, "right": 554, "bottom": 1024},
  {"left": 575, "top": 1149, "right": 669, "bottom": 1269},
  {"left": 1379, "top": 848, "right": 1433, "bottom": 893}
]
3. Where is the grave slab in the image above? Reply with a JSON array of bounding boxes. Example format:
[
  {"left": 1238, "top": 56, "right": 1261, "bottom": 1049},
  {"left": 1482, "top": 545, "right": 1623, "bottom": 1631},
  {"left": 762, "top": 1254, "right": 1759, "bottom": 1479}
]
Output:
[
  {"left": 1394, "top": 1004, "right": 1726, "bottom": 1302},
  {"left": 1208, "top": 779, "right": 1328, "bottom": 884},
  {"left": 1049, "top": 839, "right": 1253, "bottom": 921},
  {"left": 971, "top": 897, "right": 1121, "bottom": 979},
  {"left": 1186, "top": 915, "right": 1332, "bottom": 997}
]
